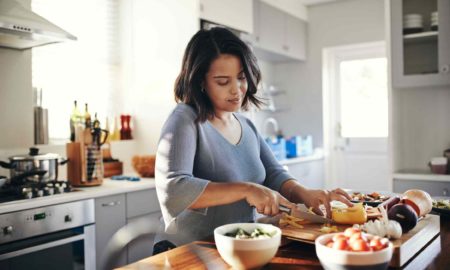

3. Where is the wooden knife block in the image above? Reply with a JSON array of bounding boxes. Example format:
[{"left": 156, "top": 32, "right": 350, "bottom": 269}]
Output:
[{"left": 66, "top": 142, "right": 103, "bottom": 186}]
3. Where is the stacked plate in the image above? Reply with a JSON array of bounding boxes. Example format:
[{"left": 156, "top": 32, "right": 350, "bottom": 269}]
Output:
[
  {"left": 431, "top": 11, "right": 438, "bottom": 31},
  {"left": 403, "top": 13, "right": 423, "bottom": 34}
]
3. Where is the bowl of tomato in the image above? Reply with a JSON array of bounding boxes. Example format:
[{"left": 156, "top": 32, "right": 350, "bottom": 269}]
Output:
[{"left": 315, "top": 228, "right": 393, "bottom": 270}]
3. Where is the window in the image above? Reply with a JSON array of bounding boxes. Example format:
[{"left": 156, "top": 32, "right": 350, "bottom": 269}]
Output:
[
  {"left": 32, "top": 0, "right": 120, "bottom": 140},
  {"left": 339, "top": 57, "right": 388, "bottom": 138}
]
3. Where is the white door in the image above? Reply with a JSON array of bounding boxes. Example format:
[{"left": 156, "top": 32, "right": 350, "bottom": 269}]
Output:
[{"left": 323, "top": 42, "right": 391, "bottom": 191}]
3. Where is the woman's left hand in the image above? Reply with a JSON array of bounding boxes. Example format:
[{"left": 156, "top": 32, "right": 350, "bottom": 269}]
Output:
[{"left": 300, "top": 188, "right": 353, "bottom": 218}]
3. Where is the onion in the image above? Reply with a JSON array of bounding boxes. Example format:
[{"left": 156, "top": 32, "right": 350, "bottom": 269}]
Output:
[
  {"left": 403, "top": 189, "right": 433, "bottom": 216},
  {"left": 388, "top": 204, "right": 418, "bottom": 233}
]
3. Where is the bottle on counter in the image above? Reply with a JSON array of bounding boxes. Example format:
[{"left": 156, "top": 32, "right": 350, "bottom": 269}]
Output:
[
  {"left": 110, "top": 116, "right": 121, "bottom": 141},
  {"left": 70, "top": 100, "right": 81, "bottom": 141},
  {"left": 84, "top": 103, "right": 91, "bottom": 129}
]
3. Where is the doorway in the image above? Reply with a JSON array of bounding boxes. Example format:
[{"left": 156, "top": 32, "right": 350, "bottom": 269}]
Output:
[{"left": 323, "top": 41, "right": 391, "bottom": 191}]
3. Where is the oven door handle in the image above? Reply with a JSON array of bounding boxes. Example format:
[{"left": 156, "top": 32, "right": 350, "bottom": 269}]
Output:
[{"left": 0, "top": 234, "right": 84, "bottom": 260}]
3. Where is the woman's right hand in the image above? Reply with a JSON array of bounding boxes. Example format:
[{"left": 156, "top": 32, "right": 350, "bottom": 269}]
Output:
[{"left": 244, "top": 183, "right": 295, "bottom": 216}]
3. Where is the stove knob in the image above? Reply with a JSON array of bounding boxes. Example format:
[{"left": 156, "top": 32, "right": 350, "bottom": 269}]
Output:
[
  {"left": 3, "top": 226, "right": 13, "bottom": 235},
  {"left": 64, "top": 214, "right": 72, "bottom": 223}
]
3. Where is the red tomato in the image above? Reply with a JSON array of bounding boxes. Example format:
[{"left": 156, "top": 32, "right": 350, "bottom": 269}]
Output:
[
  {"left": 348, "top": 232, "right": 367, "bottom": 245},
  {"left": 369, "top": 238, "right": 384, "bottom": 251},
  {"left": 350, "top": 239, "right": 370, "bottom": 252},
  {"left": 344, "top": 227, "right": 361, "bottom": 238},
  {"left": 332, "top": 233, "right": 347, "bottom": 242},
  {"left": 332, "top": 239, "right": 349, "bottom": 251}
]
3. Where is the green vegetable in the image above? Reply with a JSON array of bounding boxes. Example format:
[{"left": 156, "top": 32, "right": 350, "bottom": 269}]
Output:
[
  {"left": 225, "top": 227, "right": 275, "bottom": 239},
  {"left": 433, "top": 199, "right": 450, "bottom": 210}
]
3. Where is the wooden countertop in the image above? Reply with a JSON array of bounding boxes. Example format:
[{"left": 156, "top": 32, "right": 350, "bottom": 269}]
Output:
[{"left": 117, "top": 214, "right": 450, "bottom": 270}]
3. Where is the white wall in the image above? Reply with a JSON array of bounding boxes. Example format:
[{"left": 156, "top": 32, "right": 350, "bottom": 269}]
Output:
[
  {"left": 0, "top": 0, "right": 199, "bottom": 176},
  {"left": 121, "top": 0, "right": 200, "bottom": 155},
  {"left": 272, "top": 0, "right": 385, "bottom": 148},
  {"left": 0, "top": 0, "right": 33, "bottom": 150}
]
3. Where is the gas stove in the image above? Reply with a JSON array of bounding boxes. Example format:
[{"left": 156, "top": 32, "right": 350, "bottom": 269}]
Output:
[{"left": 0, "top": 180, "right": 78, "bottom": 203}]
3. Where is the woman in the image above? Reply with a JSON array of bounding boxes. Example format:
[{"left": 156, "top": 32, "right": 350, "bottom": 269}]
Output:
[{"left": 155, "top": 27, "right": 351, "bottom": 245}]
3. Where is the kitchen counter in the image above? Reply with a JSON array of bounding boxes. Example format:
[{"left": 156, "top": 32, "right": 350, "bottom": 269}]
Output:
[
  {"left": 0, "top": 178, "right": 156, "bottom": 214},
  {"left": 117, "top": 214, "right": 450, "bottom": 269}
]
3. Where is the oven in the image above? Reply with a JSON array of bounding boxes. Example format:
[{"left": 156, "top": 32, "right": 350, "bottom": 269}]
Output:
[{"left": 0, "top": 199, "right": 95, "bottom": 270}]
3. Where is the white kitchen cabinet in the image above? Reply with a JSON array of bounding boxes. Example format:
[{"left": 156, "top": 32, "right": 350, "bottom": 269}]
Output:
[
  {"left": 126, "top": 189, "right": 162, "bottom": 263},
  {"left": 252, "top": 0, "right": 307, "bottom": 61},
  {"left": 95, "top": 194, "right": 127, "bottom": 270},
  {"left": 393, "top": 179, "right": 450, "bottom": 196},
  {"left": 286, "top": 160, "right": 324, "bottom": 189},
  {"left": 95, "top": 189, "right": 162, "bottom": 269},
  {"left": 126, "top": 212, "right": 162, "bottom": 263},
  {"left": 390, "top": 0, "right": 450, "bottom": 88},
  {"left": 199, "top": 0, "right": 253, "bottom": 33}
]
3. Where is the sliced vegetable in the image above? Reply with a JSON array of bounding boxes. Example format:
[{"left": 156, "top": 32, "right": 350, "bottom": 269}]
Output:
[{"left": 332, "top": 202, "right": 367, "bottom": 224}]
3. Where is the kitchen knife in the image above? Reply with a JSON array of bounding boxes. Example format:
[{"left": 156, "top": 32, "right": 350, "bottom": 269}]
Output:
[{"left": 279, "top": 204, "right": 334, "bottom": 224}]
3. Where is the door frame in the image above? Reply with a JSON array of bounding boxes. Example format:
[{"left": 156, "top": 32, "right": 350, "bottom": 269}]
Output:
[{"left": 322, "top": 41, "right": 392, "bottom": 190}]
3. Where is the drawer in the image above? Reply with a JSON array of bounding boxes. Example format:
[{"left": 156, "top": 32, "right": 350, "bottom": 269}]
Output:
[{"left": 126, "top": 189, "right": 160, "bottom": 218}]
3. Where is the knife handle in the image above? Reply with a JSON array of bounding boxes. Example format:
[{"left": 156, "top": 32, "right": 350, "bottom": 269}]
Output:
[{"left": 279, "top": 205, "right": 292, "bottom": 215}]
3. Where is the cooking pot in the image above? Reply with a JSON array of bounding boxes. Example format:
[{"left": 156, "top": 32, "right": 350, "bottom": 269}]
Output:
[{"left": 0, "top": 147, "right": 68, "bottom": 183}]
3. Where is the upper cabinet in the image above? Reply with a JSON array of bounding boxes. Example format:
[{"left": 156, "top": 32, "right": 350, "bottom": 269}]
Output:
[
  {"left": 199, "top": 0, "right": 253, "bottom": 33},
  {"left": 390, "top": 0, "right": 450, "bottom": 88},
  {"left": 252, "top": 0, "right": 307, "bottom": 61}
]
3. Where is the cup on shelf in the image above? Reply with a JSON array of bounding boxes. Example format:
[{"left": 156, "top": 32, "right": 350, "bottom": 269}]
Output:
[
  {"left": 430, "top": 11, "right": 438, "bottom": 31},
  {"left": 403, "top": 13, "right": 423, "bottom": 34}
]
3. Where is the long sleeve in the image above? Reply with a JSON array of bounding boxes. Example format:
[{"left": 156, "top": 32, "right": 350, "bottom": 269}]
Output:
[{"left": 155, "top": 105, "right": 210, "bottom": 233}]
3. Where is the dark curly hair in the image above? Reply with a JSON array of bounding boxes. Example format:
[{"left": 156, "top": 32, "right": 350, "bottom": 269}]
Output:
[{"left": 174, "top": 27, "right": 263, "bottom": 122}]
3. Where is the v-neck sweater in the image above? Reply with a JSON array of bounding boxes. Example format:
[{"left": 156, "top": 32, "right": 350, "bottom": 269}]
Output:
[{"left": 155, "top": 103, "right": 294, "bottom": 245}]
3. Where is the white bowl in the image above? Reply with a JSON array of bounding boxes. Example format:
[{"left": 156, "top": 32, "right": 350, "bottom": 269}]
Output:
[
  {"left": 214, "top": 223, "right": 281, "bottom": 270},
  {"left": 315, "top": 233, "right": 394, "bottom": 270}
]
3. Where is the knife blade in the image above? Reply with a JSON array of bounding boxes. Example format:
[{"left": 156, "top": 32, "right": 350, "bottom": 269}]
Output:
[{"left": 279, "top": 204, "right": 334, "bottom": 224}]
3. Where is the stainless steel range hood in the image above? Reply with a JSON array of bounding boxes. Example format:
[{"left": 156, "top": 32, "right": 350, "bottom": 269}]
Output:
[{"left": 0, "top": 0, "right": 77, "bottom": 50}]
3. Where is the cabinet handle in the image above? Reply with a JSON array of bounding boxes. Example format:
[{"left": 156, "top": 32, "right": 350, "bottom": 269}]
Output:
[
  {"left": 102, "top": 201, "right": 121, "bottom": 207},
  {"left": 441, "top": 65, "right": 449, "bottom": 74}
]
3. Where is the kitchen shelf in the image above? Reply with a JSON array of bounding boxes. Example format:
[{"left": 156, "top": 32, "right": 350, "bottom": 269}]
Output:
[
  {"left": 393, "top": 170, "right": 450, "bottom": 182},
  {"left": 404, "top": 31, "right": 438, "bottom": 44}
]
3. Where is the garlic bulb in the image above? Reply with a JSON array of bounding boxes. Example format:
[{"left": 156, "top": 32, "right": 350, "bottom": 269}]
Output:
[{"left": 353, "top": 205, "right": 402, "bottom": 239}]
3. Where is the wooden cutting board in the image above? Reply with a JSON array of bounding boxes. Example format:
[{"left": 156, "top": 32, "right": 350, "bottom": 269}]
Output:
[{"left": 280, "top": 214, "right": 440, "bottom": 267}]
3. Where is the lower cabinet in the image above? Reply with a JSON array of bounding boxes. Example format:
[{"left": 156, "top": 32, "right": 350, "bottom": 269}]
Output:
[
  {"left": 95, "top": 189, "right": 162, "bottom": 270},
  {"left": 126, "top": 212, "right": 162, "bottom": 263},
  {"left": 95, "top": 194, "right": 127, "bottom": 270},
  {"left": 393, "top": 179, "right": 450, "bottom": 196},
  {"left": 286, "top": 160, "right": 325, "bottom": 189}
]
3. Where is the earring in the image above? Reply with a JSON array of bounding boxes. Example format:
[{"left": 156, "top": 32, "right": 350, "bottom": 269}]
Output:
[{"left": 201, "top": 88, "right": 206, "bottom": 93}]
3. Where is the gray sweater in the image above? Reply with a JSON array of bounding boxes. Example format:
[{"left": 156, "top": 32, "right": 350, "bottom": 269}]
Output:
[{"left": 155, "top": 103, "right": 293, "bottom": 245}]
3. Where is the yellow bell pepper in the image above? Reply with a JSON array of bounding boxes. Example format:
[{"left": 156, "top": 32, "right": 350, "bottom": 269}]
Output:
[{"left": 331, "top": 203, "right": 367, "bottom": 224}]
